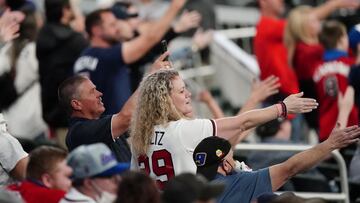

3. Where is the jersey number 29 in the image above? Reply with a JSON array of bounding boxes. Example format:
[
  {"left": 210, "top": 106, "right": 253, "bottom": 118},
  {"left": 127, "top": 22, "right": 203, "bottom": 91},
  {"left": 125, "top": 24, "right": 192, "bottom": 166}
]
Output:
[{"left": 138, "top": 149, "right": 175, "bottom": 189}]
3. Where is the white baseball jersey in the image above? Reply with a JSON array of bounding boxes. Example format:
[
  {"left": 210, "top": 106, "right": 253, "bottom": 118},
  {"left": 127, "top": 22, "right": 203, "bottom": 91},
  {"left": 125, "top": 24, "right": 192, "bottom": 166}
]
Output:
[{"left": 131, "top": 118, "right": 216, "bottom": 188}]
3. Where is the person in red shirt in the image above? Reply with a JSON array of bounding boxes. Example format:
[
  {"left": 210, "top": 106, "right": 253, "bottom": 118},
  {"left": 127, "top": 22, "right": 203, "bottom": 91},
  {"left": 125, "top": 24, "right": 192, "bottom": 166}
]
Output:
[
  {"left": 313, "top": 21, "right": 359, "bottom": 141},
  {"left": 255, "top": 0, "right": 359, "bottom": 102},
  {"left": 255, "top": 0, "right": 298, "bottom": 100},
  {"left": 8, "top": 146, "right": 72, "bottom": 203}
]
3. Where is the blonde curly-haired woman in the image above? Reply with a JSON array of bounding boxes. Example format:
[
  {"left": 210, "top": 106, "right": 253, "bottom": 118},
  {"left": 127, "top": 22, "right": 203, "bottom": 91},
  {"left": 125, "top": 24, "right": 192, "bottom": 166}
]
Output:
[{"left": 130, "top": 69, "right": 318, "bottom": 188}]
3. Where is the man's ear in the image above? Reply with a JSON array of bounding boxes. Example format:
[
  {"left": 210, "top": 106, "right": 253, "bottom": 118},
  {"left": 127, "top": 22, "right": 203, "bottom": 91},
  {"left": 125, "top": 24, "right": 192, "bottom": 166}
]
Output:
[
  {"left": 71, "top": 99, "right": 82, "bottom": 111},
  {"left": 41, "top": 173, "right": 53, "bottom": 188}
]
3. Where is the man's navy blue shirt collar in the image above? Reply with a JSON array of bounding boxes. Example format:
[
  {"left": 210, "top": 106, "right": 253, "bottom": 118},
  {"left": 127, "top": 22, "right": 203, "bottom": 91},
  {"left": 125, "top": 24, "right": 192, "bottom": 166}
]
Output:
[
  {"left": 69, "top": 117, "right": 89, "bottom": 126},
  {"left": 323, "top": 49, "right": 348, "bottom": 62}
]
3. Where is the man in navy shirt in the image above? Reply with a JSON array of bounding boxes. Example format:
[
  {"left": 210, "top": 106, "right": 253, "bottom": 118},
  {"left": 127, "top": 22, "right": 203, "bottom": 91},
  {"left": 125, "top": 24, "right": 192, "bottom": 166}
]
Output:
[
  {"left": 59, "top": 53, "right": 170, "bottom": 162},
  {"left": 73, "top": 0, "right": 185, "bottom": 115},
  {"left": 193, "top": 125, "right": 360, "bottom": 203},
  {"left": 58, "top": 75, "right": 135, "bottom": 162}
]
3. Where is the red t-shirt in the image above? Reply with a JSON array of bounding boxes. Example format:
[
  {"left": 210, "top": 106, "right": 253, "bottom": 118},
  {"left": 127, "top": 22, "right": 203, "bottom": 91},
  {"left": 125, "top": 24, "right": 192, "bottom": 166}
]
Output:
[
  {"left": 8, "top": 181, "right": 66, "bottom": 203},
  {"left": 294, "top": 42, "right": 324, "bottom": 80},
  {"left": 254, "top": 16, "right": 299, "bottom": 95},
  {"left": 313, "top": 56, "right": 359, "bottom": 141}
]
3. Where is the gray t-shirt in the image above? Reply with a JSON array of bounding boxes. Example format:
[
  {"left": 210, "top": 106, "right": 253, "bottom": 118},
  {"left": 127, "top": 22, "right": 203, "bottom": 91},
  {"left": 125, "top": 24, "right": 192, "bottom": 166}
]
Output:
[{"left": 0, "top": 115, "right": 28, "bottom": 185}]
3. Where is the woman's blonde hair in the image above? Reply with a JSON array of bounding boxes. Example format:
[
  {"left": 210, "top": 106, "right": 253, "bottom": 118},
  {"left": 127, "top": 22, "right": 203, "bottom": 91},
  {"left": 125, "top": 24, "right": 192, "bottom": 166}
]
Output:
[
  {"left": 284, "top": 5, "right": 314, "bottom": 66},
  {"left": 131, "top": 69, "right": 184, "bottom": 155}
]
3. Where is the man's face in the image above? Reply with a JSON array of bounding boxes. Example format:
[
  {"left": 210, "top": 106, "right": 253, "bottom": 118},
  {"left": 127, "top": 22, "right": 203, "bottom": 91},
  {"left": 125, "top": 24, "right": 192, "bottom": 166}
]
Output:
[
  {"left": 99, "top": 12, "right": 121, "bottom": 45},
  {"left": 260, "top": 0, "right": 285, "bottom": 17},
  {"left": 76, "top": 79, "right": 105, "bottom": 118},
  {"left": 47, "top": 160, "right": 73, "bottom": 192}
]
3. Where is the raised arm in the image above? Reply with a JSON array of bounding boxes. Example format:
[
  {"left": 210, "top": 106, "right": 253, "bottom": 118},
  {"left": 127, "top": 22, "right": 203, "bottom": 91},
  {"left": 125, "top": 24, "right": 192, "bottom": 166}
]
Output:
[
  {"left": 122, "top": 0, "right": 185, "bottom": 64},
  {"left": 198, "top": 90, "right": 225, "bottom": 119},
  {"left": 216, "top": 92, "right": 318, "bottom": 146},
  {"left": 313, "top": 0, "right": 359, "bottom": 20},
  {"left": 337, "top": 86, "right": 355, "bottom": 128},
  {"left": 238, "top": 75, "right": 280, "bottom": 115},
  {"left": 269, "top": 124, "right": 360, "bottom": 191}
]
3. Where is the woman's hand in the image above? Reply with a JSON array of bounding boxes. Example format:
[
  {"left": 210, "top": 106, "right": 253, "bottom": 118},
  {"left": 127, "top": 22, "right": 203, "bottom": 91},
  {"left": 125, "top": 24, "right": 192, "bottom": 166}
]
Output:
[{"left": 283, "top": 92, "right": 318, "bottom": 114}]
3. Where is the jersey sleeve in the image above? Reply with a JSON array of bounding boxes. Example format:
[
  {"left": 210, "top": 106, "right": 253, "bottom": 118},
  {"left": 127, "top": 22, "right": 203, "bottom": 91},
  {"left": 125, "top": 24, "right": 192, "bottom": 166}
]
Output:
[{"left": 178, "top": 119, "right": 216, "bottom": 150}]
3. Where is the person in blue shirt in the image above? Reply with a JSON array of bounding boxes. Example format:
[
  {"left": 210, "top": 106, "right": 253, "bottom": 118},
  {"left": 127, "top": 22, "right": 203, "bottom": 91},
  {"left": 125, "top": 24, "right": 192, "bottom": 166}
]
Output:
[
  {"left": 193, "top": 125, "right": 360, "bottom": 203},
  {"left": 73, "top": 0, "right": 185, "bottom": 115}
]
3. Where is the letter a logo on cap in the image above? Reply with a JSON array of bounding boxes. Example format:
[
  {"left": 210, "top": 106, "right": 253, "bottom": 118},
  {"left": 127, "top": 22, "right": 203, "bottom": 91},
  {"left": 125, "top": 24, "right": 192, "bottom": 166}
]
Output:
[{"left": 195, "top": 153, "right": 207, "bottom": 166}]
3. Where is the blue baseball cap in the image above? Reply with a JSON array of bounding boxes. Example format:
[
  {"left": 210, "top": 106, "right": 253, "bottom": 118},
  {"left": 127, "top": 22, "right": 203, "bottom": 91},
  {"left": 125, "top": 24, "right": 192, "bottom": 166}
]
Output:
[{"left": 67, "top": 143, "right": 130, "bottom": 179}]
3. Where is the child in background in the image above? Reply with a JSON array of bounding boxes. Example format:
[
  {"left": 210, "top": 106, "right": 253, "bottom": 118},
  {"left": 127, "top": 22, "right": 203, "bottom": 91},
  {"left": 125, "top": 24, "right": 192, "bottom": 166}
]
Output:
[{"left": 313, "top": 21, "right": 358, "bottom": 141}]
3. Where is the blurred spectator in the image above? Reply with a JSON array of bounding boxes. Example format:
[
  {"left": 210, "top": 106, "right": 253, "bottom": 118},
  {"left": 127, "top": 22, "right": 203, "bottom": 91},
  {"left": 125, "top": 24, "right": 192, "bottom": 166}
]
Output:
[
  {"left": 348, "top": 24, "right": 360, "bottom": 118},
  {"left": 162, "top": 173, "right": 224, "bottom": 203},
  {"left": 0, "top": 113, "right": 28, "bottom": 186},
  {"left": 313, "top": 20, "right": 358, "bottom": 141},
  {"left": 284, "top": 2, "right": 359, "bottom": 130},
  {"left": 284, "top": 6, "right": 322, "bottom": 130},
  {"left": 254, "top": 0, "right": 299, "bottom": 100},
  {"left": 8, "top": 146, "right": 72, "bottom": 203},
  {"left": 197, "top": 76, "right": 280, "bottom": 146},
  {"left": 183, "top": 0, "right": 216, "bottom": 32},
  {"left": 255, "top": 0, "right": 359, "bottom": 102},
  {"left": 74, "top": 0, "right": 185, "bottom": 115},
  {"left": 193, "top": 125, "right": 360, "bottom": 203},
  {"left": 247, "top": 119, "right": 294, "bottom": 170},
  {"left": 0, "top": 9, "right": 24, "bottom": 44},
  {"left": 115, "top": 171, "right": 160, "bottom": 203},
  {"left": 0, "top": 8, "right": 47, "bottom": 140},
  {"left": 36, "top": 0, "right": 88, "bottom": 146},
  {"left": 112, "top": 2, "right": 201, "bottom": 91},
  {"left": 60, "top": 143, "right": 129, "bottom": 203}
]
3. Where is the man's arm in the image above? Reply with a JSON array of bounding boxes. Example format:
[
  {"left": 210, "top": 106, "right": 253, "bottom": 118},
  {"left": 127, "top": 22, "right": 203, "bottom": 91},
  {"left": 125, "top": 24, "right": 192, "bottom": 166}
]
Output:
[
  {"left": 269, "top": 124, "right": 360, "bottom": 191},
  {"left": 313, "top": 0, "right": 359, "bottom": 20},
  {"left": 337, "top": 86, "right": 355, "bottom": 128},
  {"left": 122, "top": 0, "right": 185, "bottom": 64}
]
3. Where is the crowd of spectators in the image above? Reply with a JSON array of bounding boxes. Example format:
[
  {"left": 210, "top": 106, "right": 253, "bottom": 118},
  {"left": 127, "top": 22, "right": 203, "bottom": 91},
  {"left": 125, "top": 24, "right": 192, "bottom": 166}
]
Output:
[{"left": 1, "top": 0, "right": 360, "bottom": 203}]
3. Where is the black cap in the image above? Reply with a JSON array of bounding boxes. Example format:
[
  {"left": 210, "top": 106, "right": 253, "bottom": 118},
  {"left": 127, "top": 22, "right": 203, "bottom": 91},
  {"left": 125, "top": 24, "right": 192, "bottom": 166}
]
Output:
[
  {"left": 162, "top": 173, "right": 225, "bottom": 203},
  {"left": 193, "top": 136, "right": 231, "bottom": 181}
]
